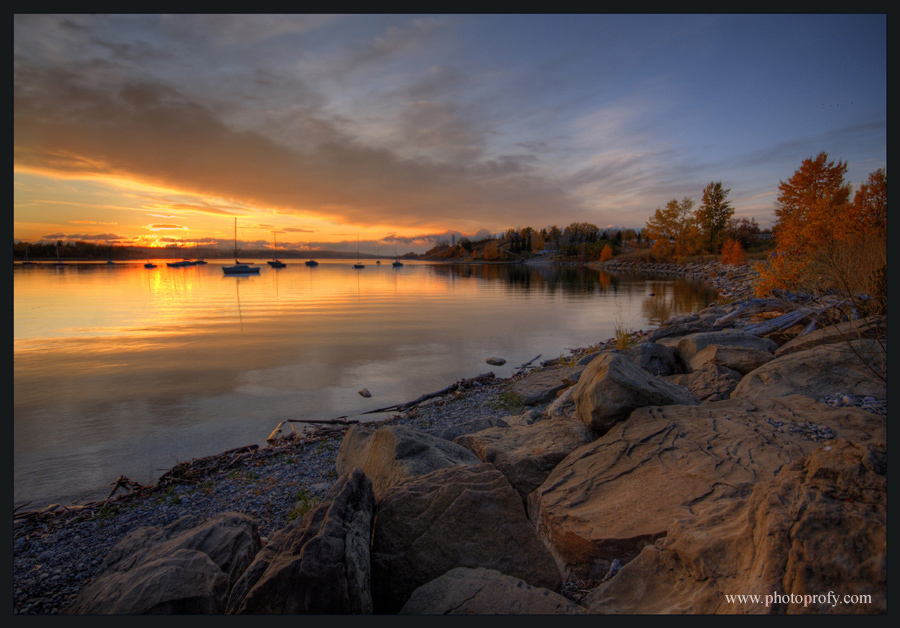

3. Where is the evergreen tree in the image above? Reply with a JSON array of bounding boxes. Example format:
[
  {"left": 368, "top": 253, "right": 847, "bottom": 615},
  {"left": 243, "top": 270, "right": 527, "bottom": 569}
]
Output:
[{"left": 696, "top": 181, "right": 734, "bottom": 253}]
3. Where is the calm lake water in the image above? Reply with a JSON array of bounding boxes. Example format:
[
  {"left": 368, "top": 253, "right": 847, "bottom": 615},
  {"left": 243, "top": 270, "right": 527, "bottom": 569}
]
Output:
[{"left": 13, "top": 258, "right": 717, "bottom": 509}]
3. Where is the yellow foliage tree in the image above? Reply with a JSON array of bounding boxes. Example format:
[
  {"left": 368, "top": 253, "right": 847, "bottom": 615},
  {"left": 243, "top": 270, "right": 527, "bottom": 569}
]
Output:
[{"left": 644, "top": 197, "right": 701, "bottom": 260}]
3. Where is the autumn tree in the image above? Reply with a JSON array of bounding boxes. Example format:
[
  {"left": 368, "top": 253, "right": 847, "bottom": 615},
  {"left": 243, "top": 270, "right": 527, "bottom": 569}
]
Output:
[
  {"left": 848, "top": 168, "right": 886, "bottom": 235},
  {"left": 599, "top": 244, "right": 614, "bottom": 262},
  {"left": 720, "top": 238, "right": 745, "bottom": 265},
  {"left": 696, "top": 181, "right": 734, "bottom": 253},
  {"left": 644, "top": 197, "right": 700, "bottom": 259},
  {"left": 547, "top": 225, "right": 562, "bottom": 250},
  {"left": 756, "top": 152, "right": 885, "bottom": 297}
]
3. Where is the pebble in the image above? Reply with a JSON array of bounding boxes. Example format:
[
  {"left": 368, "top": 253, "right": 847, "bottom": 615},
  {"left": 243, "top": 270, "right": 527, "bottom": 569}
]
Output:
[{"left": 815, "top": 392, "right": 887, "bottom": 416}]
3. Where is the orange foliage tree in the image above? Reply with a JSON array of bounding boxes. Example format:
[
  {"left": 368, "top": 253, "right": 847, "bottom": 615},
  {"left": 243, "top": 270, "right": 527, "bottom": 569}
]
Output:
[
  {"left": 599, "top": 244, "right": 613, "bottom": 262},
  {"left": 756, "top": 152, "right": 886, "bottom": 297},
  {"left": 720, "top": 238, "right": 745, "bottom": 265}
]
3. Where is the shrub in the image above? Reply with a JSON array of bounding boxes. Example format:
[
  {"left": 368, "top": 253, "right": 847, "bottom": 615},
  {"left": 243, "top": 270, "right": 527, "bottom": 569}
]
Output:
[{"left": 720, "top": 238, "right": 745, "bottom": 265}]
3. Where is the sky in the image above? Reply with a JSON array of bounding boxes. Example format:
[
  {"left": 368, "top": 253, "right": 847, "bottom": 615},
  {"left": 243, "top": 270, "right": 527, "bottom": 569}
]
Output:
[{"left": 13, "top": 14, "right": 887, "bottom": 254}]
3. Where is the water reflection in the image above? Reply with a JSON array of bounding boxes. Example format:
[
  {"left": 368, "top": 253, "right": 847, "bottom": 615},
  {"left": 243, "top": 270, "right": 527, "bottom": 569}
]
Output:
[{"left": 14, "top": 260, "right": 718, "bottom": 509}]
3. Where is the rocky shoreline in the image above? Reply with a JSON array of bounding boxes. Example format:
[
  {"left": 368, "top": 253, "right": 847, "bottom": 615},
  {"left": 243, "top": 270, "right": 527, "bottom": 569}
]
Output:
[{"left": 13, "top": 261, "right": 887, "bottom": 615}]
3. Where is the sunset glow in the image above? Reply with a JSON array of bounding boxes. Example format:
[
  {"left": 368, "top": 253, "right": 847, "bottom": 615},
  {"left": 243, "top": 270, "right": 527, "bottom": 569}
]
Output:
[{"left": 14, "top": 14, "right": 886, "bottom": 254}]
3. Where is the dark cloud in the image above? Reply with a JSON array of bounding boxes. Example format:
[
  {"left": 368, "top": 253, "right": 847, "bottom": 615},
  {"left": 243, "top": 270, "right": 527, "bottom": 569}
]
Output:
[{"left": 41, "top": 232, "right": 125, "bottom": 242}]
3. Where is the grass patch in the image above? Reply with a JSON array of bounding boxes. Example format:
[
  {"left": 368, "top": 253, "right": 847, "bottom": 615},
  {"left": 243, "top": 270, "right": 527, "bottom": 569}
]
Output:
[
  {"left": 285, "top": 486, "right": 317, "bottom": 522},
  {"left": 490, "top": 388, "right": 525, "bottom": 413},
  {"left": 614, "top": 322, "right": 638, "bottom": 350}
]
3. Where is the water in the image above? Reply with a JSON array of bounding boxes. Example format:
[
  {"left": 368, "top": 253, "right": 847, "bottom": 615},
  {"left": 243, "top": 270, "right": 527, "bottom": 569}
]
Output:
[{"left": 13, "top": 258, "right": 717, "bottom": 509}]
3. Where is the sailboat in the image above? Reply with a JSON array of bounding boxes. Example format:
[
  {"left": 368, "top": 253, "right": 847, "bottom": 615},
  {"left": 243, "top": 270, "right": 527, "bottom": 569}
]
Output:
[
  {"left": 305, "top": 240, "right": 318, "bottom": 266},
  {"left": 54, "top": 243, "right": 66, "bottom": 266},
  {"left": 353, "top": 234, "right": 364, "bottom": 269},
  {"left": 392, "top": 243, "right": 403, "bottom": 267},
  {"left": 22, "top": 246, "right": 34, "bottom": 266},
  {"left": 166, "top": 240, "right": 194, "bottom": 267},
  {"left": 106, "top": 248, "right": 116, "bottom": 265},
  {"left": 144, "top": 250, "right": 156, "bottom": 269},
  {"left": 267, "top": 232, "right": 286, "bottom": 268},
  {"left": 223, "top": 218, "right": 260, "bottom": 275}
]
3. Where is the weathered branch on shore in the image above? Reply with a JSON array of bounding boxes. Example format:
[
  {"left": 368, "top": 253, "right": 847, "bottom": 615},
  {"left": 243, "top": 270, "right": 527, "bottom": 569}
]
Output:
[
  {"left": 515, "top": 354, "right": 542, "bottom": 374},
  {"left": 361, "top": 372, "right": 497, "bottom": 415}
]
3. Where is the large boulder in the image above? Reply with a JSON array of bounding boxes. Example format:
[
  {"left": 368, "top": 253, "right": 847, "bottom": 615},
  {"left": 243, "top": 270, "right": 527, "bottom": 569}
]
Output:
[
  {"left": 511, "top": 365, "right": 585, "bottom": 406},
  {"left": 527, "top": 396, "right": 885, "bottom": 580},
  {"left": 335, "top": 424, "right": 480, "bottom": 498},
  {"left": 90, "top": 511, "right": 261, "bottom": 584},
  {"left": 546, "top": 385, "right": 577, "bottom": 420},
  {"left": 774, "top": 315, "right": 886, "bottom": 357},
  {"left": 227, "top": 468, "right": 376, "bottom": 614},
  {"left": 731, "top": 339, "right": 887, "bottom": 401},
  {"left": 659, "top": 329, "right": 777, "bottom": 365},
  {"left": 400, "top": 567, "right": 585, "bottom": 615},
  {"left": 64, "top": 512, "right": 260, "bottom": 614},
  {"left": 621, "top": 342, "right": 681, "bottom": 376},
  {"left": 571, "top": 352, "right": 700, "bottom": 434},
  {"left": 688, "top": 344, "right": 775, "bottom": 374},
  {"left": 453, "top": 416, "right": 596, "bottom": 503},
  {"left": 370, "top": 463, "right": 562, "bottom": 614},
  {"left": 585, "top": 440, "right": 887, "bottom": 614},
  {"left": 663, "top": 363, "right": 743, "bottom": 401},
  {"left": 64, "top": 550, "right": 230, "bottom": 614}
]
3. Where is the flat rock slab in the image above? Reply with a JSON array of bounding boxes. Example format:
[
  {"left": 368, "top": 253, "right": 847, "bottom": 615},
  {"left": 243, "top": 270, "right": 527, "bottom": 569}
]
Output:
[
  {"left": 586, "top": 439, "right": 887, "bottom": 614},
  {"left": 453, "top": 416, "right": 596, "bottom": 503},
  {"left": 527, "top": 395, "right": 885, "bottom": 580},
  {"left": 732, "top": 339, "right": 887, "bottom": 401},
  {"left": 227, "top": 468, "right": 376, "bottom": 614},
  {"left": 371, "top": 463, "right": 562, "bottom": 614},
  {"left": 336, "top": 424, "right": 480, "bottom": 498},
  {"left": 688, "top": 344, "right": 775, "bottom": 374},
  {"left": 437, "top": 416, "right": 510, "bottom": 442},
  {"left": 659, "top": 329, "right": 777, "bottom": 363},
  {"left": 663, "top": 363, "right": 743, "bottom": 401},
  {"left": 511, "top": 365, "right": 585, "bottom": 406},
  {"left": 400, "top": 567, "right": 585, "bottom": 615}
]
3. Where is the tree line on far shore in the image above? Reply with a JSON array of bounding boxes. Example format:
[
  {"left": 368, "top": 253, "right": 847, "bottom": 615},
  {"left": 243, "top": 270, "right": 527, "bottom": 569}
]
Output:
[{"left": 637, "top": 151, "right": 885, "bottom": 307}]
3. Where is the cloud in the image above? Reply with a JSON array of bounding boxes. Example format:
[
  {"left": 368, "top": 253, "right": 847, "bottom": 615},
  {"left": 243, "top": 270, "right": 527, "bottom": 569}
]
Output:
[
  {"left": 41, "top": 232, "right": 125, "bottom": 242},
  {"left": 337, "top": 17, "right": 447, "bottom": 75},
  {"left": 14, "top": 60, "right": 588, "bottom": 232}
]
